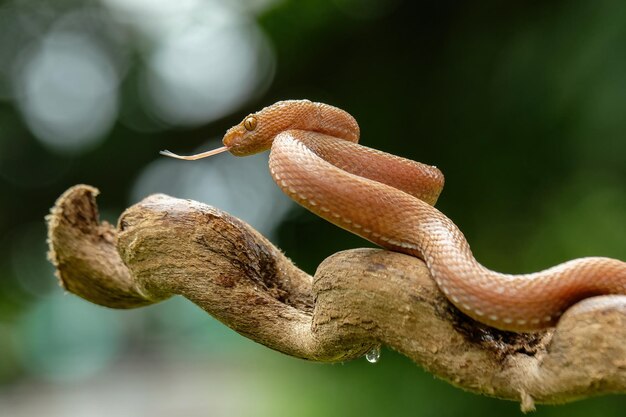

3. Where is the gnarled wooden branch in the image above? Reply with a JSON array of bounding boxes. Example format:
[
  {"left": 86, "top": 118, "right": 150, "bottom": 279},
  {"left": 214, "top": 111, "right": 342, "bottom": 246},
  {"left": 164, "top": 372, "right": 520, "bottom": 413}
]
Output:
[{"left": 47, "top": 185, "right": 626, "bottom": 412}]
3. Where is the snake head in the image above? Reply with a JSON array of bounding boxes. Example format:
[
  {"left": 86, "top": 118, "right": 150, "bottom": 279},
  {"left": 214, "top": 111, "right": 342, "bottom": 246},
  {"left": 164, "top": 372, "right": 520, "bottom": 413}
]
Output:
[
  {"left": 223, "top": 99, "right": 359, "bottom": 156},
  {"left": 222, "top": 113, "right": 269, "bottom": 156},
  {"left": 223, "top": 100, "right": 309, "bottom": 156}
]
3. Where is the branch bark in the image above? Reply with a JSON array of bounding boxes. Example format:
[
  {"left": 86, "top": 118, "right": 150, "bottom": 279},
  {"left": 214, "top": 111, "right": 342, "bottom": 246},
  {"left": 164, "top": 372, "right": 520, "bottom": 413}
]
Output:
[{"left": 47, "top": 185, "right": 626, "bottom": 412}]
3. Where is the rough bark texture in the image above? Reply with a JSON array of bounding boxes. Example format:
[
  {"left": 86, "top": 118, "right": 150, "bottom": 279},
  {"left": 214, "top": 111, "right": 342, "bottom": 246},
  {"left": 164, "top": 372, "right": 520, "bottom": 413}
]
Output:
[{"left": 47, "top": 185, "right": 626, "bottom": 412}]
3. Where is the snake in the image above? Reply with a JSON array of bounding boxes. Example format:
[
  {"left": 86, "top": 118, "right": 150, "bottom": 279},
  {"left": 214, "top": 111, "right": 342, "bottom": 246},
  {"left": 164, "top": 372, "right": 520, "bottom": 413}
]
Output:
[{"left": 161, "top": 99, "right": 626, "bottom": 332}]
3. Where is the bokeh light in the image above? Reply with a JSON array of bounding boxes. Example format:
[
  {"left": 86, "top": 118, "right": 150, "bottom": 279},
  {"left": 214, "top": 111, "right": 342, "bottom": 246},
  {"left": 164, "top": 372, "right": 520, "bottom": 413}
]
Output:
[
  {"left": 102, "top": 0, "right": 275, "bottom": 126},
  {"left": 14, "top": 30, "right": 119, "bottom": 154},
  {"left": 14, "top": 294, "right": 123, "bottom": 381},
  {"left": 143, "top": 18, "right": 273, "bottom": 126}
]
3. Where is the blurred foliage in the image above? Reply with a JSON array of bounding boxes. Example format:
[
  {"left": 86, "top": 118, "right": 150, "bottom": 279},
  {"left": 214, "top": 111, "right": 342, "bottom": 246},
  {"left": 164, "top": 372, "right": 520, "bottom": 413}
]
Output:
[{"left": 0, "top": 0, "right": 624, "bottom": 415}]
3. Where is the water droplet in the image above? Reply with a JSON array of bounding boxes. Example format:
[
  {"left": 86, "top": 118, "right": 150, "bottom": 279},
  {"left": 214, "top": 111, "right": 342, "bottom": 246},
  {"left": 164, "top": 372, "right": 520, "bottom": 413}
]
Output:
[{"left": 365, "top": 345, "right": 381, "bottom": 363}]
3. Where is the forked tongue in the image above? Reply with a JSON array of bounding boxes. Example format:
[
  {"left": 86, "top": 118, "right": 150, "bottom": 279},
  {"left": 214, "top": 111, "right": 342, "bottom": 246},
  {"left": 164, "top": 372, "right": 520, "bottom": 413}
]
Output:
[{"left": 159, "top": 146, "right": 230, "bottom": 161}]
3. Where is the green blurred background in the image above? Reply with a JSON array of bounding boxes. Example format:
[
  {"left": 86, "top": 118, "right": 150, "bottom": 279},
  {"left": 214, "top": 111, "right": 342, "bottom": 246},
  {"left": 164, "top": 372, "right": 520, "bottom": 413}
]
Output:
[{"left": 0, "top": 0, "right": 625, "bottom": 415}]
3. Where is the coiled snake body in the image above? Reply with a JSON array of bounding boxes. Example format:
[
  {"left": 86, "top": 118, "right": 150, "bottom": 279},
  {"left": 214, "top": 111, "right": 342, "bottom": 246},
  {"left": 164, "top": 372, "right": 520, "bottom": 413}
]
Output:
[{"left": 162, "top": 100, "right": 626, "bottom": 332}]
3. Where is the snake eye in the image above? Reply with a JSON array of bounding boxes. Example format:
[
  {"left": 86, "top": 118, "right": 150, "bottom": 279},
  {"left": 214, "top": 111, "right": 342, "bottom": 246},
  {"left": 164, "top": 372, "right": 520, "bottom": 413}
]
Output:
[{"left": 243, "top": 116, "right": 257, "bottom": 131}]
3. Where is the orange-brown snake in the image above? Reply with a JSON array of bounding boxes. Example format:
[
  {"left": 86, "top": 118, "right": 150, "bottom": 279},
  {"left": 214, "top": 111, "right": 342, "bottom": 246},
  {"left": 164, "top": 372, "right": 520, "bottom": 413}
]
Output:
[{"left": 162, "top": 99, "right": 626, "bottom": 332}]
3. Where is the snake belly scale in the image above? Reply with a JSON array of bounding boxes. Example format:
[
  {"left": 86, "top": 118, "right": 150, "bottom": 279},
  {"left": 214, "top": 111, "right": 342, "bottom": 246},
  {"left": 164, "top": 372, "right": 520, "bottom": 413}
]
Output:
[{"left": 162, "top": 99, "right": 626, "bottom": 332}]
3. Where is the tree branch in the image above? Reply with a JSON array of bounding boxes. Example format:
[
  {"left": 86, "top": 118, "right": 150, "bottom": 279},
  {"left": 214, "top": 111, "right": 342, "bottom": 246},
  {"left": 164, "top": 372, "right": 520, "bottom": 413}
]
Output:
[{"left": 47, "top": 185, "right": 626, "bottom": 412}]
